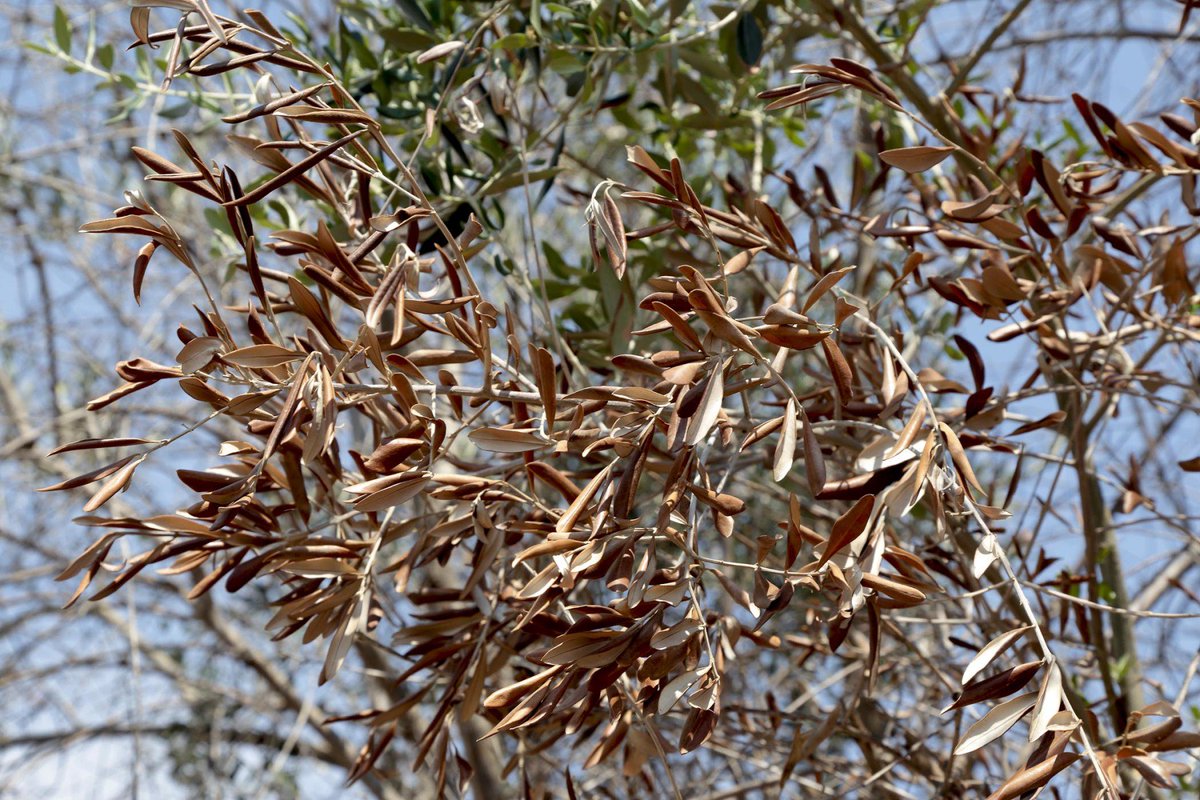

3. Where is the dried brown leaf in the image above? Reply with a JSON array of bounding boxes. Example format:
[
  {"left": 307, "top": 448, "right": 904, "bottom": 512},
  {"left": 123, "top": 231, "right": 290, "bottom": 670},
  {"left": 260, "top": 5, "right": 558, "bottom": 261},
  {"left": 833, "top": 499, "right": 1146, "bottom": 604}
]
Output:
[{"left": 879, "top": 145, "right": 956, "bottom": 173}]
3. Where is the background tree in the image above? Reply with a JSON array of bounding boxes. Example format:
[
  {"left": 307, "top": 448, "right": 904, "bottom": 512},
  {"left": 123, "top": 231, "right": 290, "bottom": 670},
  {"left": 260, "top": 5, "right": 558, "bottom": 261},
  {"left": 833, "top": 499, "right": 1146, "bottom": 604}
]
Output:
[{"left": 4, "top": 0, "right": 1200, "bottom": 798}]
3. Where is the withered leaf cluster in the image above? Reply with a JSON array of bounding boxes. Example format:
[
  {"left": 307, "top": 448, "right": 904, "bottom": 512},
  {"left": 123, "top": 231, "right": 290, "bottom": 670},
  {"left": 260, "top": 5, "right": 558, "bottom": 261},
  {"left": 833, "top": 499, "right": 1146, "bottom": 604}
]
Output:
[{"left": 41, "top": 2, "right": 1200, "bottom": 797}]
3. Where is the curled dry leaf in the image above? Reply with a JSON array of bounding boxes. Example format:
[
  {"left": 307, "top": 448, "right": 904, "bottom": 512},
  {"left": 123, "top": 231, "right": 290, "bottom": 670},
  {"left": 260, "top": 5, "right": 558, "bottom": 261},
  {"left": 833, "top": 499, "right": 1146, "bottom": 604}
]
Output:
[
  {"left": 345, "top": 471, "right": 430, "bottom": 512},
  {"left": 879, "top": 145, "right": 957, "bottom": 173},
  {"left": 132, "top": 241, "right": 157, "bottom": 304},
  {"left": 686, "top": 358, "right": 726, "bottom": 446},
  {"left": 468, "top": 427, "right": 550, "bottom": 453},
  {"left": 689, "top": 484, "right": 746, "bottom": 515},
  {"left": 83, "top": 456, "right": 144, "bottom": 512},
  {"left": 758, "top": 325, "right": 830, "bottom": 350},
  {"left": 860, "top": 573, "right": 926, "bottom": 605},
  {"left": 416, "top": 40, "right": 466, "bottom": 64},
  {"left": 984, "top": 751, "right": 1079, "bottom": 800},
  {"left": 223, "top": 344, "right": 304, "bottom": 368},
  {"left": 946, "top": 661, "right": 1041, "bottom": 712},
  {"left": 938, "top": 422, "right": 984, "bottom": 495},
  {"left": 821, "top": 337, "right": 854, "bottom": 404},
  {"left": 555, "top": 463, "right": 614, "bottom": 534},
  {"left": 48, "top": 437, "right": 159, "bottom": 456},
  {"left": 774, "top": 399, "right": 797, "bottom": 482},
  {"left": 39, "top": 455, "right": 140, "bottom": 493},
  {"left": 815, "top": 494, "right": 875, "bottom": 568}
]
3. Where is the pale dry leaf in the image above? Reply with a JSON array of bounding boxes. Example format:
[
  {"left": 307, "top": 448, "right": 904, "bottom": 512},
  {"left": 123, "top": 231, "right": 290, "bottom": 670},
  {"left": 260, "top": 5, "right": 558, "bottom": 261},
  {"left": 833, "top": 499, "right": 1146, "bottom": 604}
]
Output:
[
  {"left": 468, "top": 427, "right": 550, "bottom": 453},
  {"left": 954, "top": 692, "right": 1038, "bottom": 755},
  {"left": 416, "top": 40, "right": 466, "bottom": 64},
  {"left": 963, "top": 626, "right": 1032, "bottom": 686},
  {"left": 686, "top": 358, "right": 726, "bottom": 446},
  {"left": 1028, "top": 663, "right": 1065, "bottom": 742},
  {"left": 774, "top": 399, "right": 797, "bottom": 482}
]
